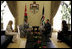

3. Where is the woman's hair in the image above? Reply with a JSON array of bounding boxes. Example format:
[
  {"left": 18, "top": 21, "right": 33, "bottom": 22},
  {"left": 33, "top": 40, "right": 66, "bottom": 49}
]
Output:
[
  {"left": 8, "top": 20, "right": 13, "bottom": 25},
  {"left": 62, "top": 20, "right": 67, "bottom": 25},
  {"left": 62, "top": 20, "right": 68, "bottom": 31},
  {"left": 62, "top": 20, "right": 68, "bottom": 28}
]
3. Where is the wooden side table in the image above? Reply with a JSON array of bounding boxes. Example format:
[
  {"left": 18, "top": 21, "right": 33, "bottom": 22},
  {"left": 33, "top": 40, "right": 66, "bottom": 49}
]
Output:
[{"left": 32, "top": 26, "right": 39, "bottom": 33}]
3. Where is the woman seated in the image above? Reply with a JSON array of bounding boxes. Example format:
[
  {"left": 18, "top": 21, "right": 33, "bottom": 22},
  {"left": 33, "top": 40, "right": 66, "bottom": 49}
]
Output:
[
  {"left": 5, "top": 20, "right": 20, "bottom": 43},
  {"left": 57, "top": 20, "right": 68, "bottom": 42}
]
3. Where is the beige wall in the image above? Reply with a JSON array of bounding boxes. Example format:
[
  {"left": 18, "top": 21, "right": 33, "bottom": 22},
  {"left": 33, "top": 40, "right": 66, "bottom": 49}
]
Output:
[{"left": 16, "top": 1, "right": 51, "bottom": 26}]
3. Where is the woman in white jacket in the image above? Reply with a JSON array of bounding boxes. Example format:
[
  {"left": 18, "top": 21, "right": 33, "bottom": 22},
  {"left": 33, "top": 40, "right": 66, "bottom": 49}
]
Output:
[{"left": 5, "top": 20, "right": 20, "bottom": 42}]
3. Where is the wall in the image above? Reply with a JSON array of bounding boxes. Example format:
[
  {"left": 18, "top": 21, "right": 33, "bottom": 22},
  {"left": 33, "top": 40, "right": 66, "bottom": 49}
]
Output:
[{"left": 16, "top": 1, "right": 51, "bottom": 26}]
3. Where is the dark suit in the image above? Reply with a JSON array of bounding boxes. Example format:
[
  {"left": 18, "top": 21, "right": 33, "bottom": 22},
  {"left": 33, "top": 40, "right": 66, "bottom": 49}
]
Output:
[
  {"left": 44, "top": 22, "right": 51, "bottom": 38},
  {"left": 57, "top": 24, "right": 68, "bottom": 40}
]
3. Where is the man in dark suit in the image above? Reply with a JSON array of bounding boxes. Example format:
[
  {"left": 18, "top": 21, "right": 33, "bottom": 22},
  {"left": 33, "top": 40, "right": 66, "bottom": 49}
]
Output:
[{"left": 44, "top": 19, "right": 51, "bottom": 39}]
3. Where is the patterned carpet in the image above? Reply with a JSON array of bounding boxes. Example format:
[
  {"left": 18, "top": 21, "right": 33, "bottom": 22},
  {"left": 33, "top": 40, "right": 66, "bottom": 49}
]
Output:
[
  {"left": 26, "top": 39, "right": 55, "bottom": 48},
  {"left": 26, "top": 34, "right": 55, "bottom": 48}
]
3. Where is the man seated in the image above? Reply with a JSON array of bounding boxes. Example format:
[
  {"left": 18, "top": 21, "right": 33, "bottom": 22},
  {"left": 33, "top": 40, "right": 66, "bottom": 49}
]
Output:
[
  {"left": 43, "top": 19, "right": 51, "bottom": 39},
  {"left": 24, "top": 19, "right": 32, "bottom": 38}
]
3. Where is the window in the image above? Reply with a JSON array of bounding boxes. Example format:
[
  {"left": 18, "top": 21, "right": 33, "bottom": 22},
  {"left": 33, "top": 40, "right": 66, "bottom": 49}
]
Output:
[
  {"left": 1, "top": 1, "right": 15, "bottom": 30},
  {"left": 61, "top": 1, "right": 71, "bottom": 24},
  {"left": 53, "top": 1, "right": 71, "bottom": 31}
]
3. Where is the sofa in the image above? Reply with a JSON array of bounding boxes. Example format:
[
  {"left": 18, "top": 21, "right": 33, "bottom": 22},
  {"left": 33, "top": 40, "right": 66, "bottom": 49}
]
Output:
[
  {"left": 19, "top": 25, "right": 26, "bottom": 38},
  {"left": 62, "top": 31, "right": 71, "bottom": 47},
  {"left": 1, "top": 31, "right": 13, "bottom": 48},
  {"left": 57, "top": 31, "right": 71, "bottom": 47}
]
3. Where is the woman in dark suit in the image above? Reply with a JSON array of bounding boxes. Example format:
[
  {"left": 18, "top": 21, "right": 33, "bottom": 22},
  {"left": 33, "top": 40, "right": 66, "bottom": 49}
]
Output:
[{"left": 57, "top": 20, "right": 68, "bottom": 41}]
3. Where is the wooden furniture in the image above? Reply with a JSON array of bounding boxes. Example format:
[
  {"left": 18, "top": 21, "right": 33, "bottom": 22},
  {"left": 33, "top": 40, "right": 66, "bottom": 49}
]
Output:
[{"left": 32, "top": 26, "right": 39, "bottom": 33}]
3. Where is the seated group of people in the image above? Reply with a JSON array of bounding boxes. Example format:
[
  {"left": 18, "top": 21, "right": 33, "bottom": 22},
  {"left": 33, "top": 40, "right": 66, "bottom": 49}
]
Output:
[
  {"left": 5, "top": 19, "right": 51, "bottom": 43},
  {"left": 5, "top": 19, "right": 69, "bottom": 43}
]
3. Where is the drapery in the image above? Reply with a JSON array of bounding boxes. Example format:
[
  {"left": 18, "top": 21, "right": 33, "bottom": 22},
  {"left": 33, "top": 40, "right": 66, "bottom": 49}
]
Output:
[
  {"left": 50, "top": 1, "right": 61, "bottom": 26},
  {"left": 7, "top": 1, "right": 18, "bottom": 30},
  {"left": 7, "top": 1, "right": 17, "bottom": 18},
  {"left": 7, "top": 1, "right": 61, "bottom": 29}
]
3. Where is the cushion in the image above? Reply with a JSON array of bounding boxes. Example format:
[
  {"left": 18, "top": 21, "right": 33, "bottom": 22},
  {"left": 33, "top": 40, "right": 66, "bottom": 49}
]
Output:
[{"left": 1, "top": 35, "right": 6, "bottom": 45}]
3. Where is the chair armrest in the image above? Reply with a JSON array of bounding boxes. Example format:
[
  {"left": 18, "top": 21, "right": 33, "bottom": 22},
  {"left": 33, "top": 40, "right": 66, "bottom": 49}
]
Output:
[{"left": 1, "top": 31, "right": 5, "bottom": 35}]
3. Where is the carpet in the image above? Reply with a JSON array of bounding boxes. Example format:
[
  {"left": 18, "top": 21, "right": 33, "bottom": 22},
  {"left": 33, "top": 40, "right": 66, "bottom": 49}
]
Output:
[{"left": 26, "top": 39, "right": 55, "bottom": 48}]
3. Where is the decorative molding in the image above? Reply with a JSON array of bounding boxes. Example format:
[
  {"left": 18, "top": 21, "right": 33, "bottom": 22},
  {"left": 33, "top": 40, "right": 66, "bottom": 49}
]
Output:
[{"left": 30, "top": 1, "right": 39, "bottom": 14}]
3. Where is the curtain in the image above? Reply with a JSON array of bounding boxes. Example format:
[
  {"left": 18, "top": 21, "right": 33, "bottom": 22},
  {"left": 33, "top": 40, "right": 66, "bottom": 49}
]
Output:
[
  {"left": 6, "top": 1, "right": 17, "bottom": 18},
  {"left": 7, "top": 1, "right": 61, "bottom": 29},
  {"left": 50, "top": 1, "right": 61, "bottom": 26},
  {"left": 7, "top": 1, "right": 18, "bottom": 30}
]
